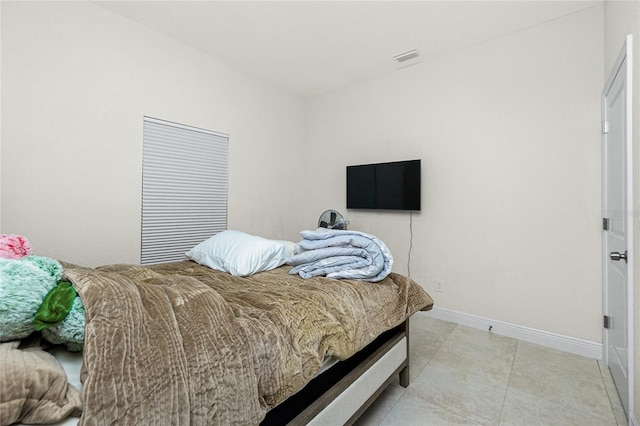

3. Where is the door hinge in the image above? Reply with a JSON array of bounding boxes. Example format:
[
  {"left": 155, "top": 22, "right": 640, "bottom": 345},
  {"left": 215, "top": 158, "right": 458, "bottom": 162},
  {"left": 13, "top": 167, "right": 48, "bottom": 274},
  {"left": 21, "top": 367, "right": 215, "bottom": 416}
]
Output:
[
  {"left": 604, "top": 315, "right": 611, "bottom": 329},
  {"left": 603, "top": 218, "right": 610, "bottom": 231},
  {"left": 602, "top": 120, "right": 610, "bottom": 134}
]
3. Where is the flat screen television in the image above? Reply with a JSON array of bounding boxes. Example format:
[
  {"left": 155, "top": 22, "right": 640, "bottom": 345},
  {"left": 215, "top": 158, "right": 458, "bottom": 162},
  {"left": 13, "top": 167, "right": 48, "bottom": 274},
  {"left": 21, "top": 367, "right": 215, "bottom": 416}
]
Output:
[{"left": 346, "top": 159, "right": 421, "bottom": 211}]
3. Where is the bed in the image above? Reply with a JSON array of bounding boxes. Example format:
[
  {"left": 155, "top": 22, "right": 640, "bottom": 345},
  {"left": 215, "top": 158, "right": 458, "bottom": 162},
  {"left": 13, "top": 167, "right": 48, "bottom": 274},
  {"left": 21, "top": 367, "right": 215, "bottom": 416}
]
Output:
[{"left": 2, "top": 259, "right": 432, "bottom": 425}]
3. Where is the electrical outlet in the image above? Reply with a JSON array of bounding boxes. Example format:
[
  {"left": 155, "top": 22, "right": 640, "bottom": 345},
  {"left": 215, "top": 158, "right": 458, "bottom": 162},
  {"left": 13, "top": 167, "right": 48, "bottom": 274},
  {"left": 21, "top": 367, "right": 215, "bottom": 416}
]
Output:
[{"left": 434, "top": 279, "right": 444, "bottom": 293}]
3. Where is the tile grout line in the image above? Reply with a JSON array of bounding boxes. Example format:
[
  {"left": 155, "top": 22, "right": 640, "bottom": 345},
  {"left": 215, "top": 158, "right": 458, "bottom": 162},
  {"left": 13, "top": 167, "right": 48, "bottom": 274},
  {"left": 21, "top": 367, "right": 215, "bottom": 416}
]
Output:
[
  {"left": 428, "top": 325, "right": 518, "bottom": 424},
  {"left": 597, "top": 361, "right": 615, "bottom": 412},
  {"left": 375, "top": 384, "right": 409, "bottom": 425},
  {"left": 500, "top": 344, "right": 620, "bottom": 424},
  {"left": 496, "top": 338, "right": 520, "bottom": 425},
  {"left": 375, "top": 322, "right": 459, "bottom": 425},
  {"left": 373, "top": 319, "right": 619, "bottom": 425},
  {"left": 598, "top": 360, "right": 629, "bottom": 425}
]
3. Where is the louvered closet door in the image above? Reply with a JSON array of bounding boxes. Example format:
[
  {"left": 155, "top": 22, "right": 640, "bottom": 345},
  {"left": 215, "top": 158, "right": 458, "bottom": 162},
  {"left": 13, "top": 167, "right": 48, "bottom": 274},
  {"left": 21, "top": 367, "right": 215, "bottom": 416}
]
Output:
[{"left": 142, "top": 117, "right": 228, "bottom": 265}]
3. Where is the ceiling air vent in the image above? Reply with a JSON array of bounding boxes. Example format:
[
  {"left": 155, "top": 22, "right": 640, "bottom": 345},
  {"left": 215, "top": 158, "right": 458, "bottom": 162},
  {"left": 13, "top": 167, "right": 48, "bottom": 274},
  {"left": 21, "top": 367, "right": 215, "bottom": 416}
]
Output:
[{"left": 394, "top": 49, "right": 420, "bottom": 63}]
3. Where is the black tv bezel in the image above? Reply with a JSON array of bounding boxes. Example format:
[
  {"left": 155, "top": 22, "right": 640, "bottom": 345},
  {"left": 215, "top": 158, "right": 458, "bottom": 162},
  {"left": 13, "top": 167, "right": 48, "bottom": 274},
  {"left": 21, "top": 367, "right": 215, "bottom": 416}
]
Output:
[{"left": 346, "top": 159, "right": 421, "bottom": 211}]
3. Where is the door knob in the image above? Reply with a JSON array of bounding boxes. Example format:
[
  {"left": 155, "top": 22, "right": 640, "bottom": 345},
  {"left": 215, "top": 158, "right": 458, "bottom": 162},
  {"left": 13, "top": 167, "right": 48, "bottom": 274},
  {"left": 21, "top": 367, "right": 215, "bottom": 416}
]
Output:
[{"left": 609, "top": 251, "right": 628, "bottom": 263}]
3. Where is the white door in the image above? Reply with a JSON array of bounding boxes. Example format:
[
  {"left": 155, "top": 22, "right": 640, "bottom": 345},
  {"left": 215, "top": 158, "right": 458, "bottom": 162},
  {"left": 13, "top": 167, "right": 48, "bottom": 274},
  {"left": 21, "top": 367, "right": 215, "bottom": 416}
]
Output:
[{"left": 602, "top": 35, "right": 633, "bottom": 418}]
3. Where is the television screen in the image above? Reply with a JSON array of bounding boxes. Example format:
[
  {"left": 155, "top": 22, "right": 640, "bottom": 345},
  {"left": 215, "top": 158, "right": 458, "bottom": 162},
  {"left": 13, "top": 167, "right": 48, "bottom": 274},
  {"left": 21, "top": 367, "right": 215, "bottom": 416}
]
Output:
[{"left": 346, "top": 159, "right": 421, "bottom": 211}]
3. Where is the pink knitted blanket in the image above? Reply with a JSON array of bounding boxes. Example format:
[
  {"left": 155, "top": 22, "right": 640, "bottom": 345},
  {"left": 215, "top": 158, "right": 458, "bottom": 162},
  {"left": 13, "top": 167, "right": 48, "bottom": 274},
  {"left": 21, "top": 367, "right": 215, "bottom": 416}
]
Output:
[{"left": 0, "top": 234, "right": 32, "bottom": 259}]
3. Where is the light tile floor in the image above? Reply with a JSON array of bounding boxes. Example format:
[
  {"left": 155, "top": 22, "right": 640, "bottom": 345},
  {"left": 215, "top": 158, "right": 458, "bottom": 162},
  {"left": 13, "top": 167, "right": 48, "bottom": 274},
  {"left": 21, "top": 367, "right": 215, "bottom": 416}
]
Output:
[{"left": 355, "top": 314, "right": 628, "bottom": 426}]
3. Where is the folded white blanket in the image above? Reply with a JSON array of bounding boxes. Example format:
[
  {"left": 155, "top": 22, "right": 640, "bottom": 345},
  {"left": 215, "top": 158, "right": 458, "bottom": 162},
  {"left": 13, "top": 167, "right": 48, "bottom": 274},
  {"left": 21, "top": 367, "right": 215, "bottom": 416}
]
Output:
[{"left": 288, "top": 228, "right": 393, "bottom": 282}]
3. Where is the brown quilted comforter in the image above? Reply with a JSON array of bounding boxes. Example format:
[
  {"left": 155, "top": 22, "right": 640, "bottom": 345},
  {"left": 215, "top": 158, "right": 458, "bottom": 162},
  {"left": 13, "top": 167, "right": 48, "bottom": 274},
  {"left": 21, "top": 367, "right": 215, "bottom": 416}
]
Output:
[{"left": 63, "top": 261, "right": 433, "bottom": 425}]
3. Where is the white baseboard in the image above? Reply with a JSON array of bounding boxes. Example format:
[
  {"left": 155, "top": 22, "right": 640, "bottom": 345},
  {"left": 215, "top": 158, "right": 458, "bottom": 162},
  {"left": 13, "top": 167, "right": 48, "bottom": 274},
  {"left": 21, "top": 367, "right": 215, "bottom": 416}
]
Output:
[{"left": 422, "top": 306, "right": 602, "bottom": 360}]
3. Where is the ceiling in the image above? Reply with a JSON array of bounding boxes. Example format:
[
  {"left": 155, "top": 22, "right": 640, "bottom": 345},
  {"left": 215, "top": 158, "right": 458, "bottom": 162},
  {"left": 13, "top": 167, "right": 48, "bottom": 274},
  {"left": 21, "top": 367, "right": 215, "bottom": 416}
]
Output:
[{"left": 95, "top": 1, "right": 601, "bottom": 98}]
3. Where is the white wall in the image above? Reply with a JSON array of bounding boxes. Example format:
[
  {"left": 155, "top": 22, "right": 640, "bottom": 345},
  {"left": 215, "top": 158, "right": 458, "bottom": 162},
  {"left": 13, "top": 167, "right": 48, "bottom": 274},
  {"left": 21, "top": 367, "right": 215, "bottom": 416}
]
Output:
[
  {"left": 1, "top": 1, "right": 608, "bottom": 345},
  {"left": 604, "top": 0, "right": 640, "bottom": 422},
  {"left": 305, "top": 6, "right": 604, "bottom": 342},
  {"left": 0, "top": 2, "right": 3, "bottom": 231},
  {"left": 0, "top": 1, "right": 307, "bottom": 266}
]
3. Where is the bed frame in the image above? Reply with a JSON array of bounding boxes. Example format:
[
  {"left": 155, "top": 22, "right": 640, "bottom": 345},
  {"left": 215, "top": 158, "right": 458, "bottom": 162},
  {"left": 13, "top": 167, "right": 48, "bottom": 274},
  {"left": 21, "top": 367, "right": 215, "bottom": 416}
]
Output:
[{"left": 262, "top": 319, "right": 410, "bottom": 425}]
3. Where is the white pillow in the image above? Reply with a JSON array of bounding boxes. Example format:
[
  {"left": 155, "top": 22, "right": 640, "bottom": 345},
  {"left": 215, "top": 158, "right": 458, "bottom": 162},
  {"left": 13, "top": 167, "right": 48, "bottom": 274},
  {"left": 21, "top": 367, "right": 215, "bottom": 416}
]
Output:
[{"left": 186, "top": 230, "right": 295, "bottom": 277}]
